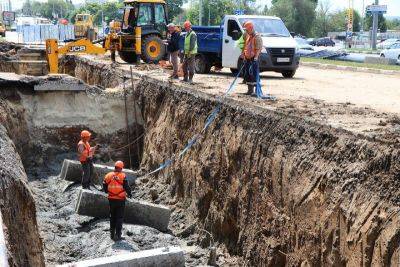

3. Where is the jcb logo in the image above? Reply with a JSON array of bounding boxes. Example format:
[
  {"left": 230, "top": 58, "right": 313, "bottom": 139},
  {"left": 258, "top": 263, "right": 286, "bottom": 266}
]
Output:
[{"left": 69, "top": 46, "right": 86, "bottom": 52}]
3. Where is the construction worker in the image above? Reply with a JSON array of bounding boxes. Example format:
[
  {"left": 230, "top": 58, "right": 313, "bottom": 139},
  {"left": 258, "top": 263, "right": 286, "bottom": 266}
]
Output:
[
  {"left": 166, "top": 23, "right": 180, "bottom": 79},
  {"left": 242, "top": 21, "right": 263, "bottom": 95},
  {"left": 77, "top": 130, "right": 98, "bottom": 189},
  {"left": 103, "top": 161, "right": 132, "bottom": 241},
  {"left": 182, "top": 20, "right": 197, "bottom": 84}
]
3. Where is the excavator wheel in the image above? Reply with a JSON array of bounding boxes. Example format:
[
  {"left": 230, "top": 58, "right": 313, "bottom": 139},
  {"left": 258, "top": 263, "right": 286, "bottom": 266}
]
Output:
[
  {"left": 141, "top": 35, "right": 165, "bottom": 63},
  {"left": 118, "top": 51, "right": 138, "bottom": 64}
]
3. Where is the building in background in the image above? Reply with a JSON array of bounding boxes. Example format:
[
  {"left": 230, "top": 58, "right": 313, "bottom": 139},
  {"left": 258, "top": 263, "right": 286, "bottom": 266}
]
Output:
[{"left": 0, "top": 0, "right": 11, "bottom": 12}]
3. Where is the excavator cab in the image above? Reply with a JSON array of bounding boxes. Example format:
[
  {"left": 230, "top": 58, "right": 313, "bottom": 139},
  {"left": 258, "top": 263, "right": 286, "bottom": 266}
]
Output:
[{"left": 117, "top": 0, "right": 168, "bottom": 63}]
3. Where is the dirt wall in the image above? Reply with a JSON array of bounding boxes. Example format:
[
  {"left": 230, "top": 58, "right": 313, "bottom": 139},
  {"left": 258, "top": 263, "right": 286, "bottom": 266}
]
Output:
[
  {"left": 58, "top": 55, "right": 400, "bottom": 266},
  {"left": 134, "top": 77, "right": 400, "bottom": 266},
  {"left": 0, "top": 98, "right": 45, "bottom": 266}
]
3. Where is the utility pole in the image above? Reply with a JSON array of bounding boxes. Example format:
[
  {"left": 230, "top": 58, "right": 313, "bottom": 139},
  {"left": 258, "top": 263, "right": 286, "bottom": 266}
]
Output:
[
  {"left": 371, "top": 0, "right": 379, "bottom": 50},
  {"left": 361, "top": 0, "right": 365, "bottom": 33},
  {"left": 199, "top": 0, "right": 203, "bottom": 26}
]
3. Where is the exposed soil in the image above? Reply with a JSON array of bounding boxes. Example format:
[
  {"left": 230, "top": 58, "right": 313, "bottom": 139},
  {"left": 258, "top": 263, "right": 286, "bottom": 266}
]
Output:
[
  {"left": 1, "top": 47, "right": 400, "bottom": 266},
  {"left": 67, "top": 55, "right": 400, "bottom": 266}
]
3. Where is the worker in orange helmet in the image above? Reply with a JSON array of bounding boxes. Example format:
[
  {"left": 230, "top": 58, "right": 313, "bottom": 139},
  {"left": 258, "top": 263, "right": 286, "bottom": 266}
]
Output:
[
  {"left": 181, "top": 20, "right": 197, "bottom": 84},
  {"left": 77, "top": 130, "right": 98, "bottom": 189},
  {"left": 242, "top": 20, "right": 263, "bottom": 95},
  {"left": 103, "top": 161, "right": 132, "bottom": 241}
]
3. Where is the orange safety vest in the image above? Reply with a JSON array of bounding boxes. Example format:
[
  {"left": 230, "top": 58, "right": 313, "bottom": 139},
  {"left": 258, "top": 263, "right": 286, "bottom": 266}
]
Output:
[
  {"left": 104, "top": 172, "right": 127, "bottom": 200},
  {"left": 77, "top": 140, "right": 91, "bottom": 163},
  {"left": 244, "top": 34, "right": 257, "bottom": 60}
]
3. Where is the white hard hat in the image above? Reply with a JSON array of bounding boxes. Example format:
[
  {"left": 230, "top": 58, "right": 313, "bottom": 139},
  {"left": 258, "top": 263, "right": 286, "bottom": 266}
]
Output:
[{"left": 167, "top": 23, "right": 175, "bottom": 28}]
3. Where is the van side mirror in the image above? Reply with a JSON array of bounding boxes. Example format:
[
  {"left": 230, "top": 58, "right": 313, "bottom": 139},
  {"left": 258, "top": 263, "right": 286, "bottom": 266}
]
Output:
[{"left": 231, "top": 30, "right": 241, "bottom": 41}]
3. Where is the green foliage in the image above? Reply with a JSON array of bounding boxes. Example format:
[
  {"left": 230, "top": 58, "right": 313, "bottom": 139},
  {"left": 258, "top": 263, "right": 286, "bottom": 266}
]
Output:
[
  {"left": 71, "top": 2, "right": 123, "bottom": 25},
  {"left": 269, "top": 0, "right": 317, "bottom": 36},
  {"left": 186, "top": 0, "right": 236, "bottom": 26},
  {"left": 22, "top": 0, "right": 75, "bottom": 20},
  {"left": 387, "top": 19, "right": 400, "bottom": 31},
  {"left": 364, "top": 13, "right": 387, "bottom": 33},
  {"left": 167, "top": 0, "right": 184, "bottom": 21}
]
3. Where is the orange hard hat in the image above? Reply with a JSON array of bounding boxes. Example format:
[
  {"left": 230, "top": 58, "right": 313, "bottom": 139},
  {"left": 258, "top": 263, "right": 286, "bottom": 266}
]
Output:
[
  {"left": 115, "top": 161, "right": 124, "bottom": 169},
  {"left": 183, "top": 21, "right": 192, "bottom": 28},
  {"left": 244, "top": 21, "right": 254, "bottom": 30},
  {"left": 81, "top": 130, "right": 91, "bottom": 138}
]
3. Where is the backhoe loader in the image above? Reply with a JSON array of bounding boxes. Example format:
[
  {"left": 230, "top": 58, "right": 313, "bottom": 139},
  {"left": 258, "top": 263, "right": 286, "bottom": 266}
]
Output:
[{"left": 46, "top": 0, "right": 168, "bottom": 73}]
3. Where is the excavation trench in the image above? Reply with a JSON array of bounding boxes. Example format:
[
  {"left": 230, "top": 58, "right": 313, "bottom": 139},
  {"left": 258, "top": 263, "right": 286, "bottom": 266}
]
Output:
[{"left": 0, "top": 52, "right": 399, "bottom": 266}]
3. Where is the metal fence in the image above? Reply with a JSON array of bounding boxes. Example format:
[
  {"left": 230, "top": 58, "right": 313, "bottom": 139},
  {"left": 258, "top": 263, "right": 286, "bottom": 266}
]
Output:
[{"left": 16, "top": 24, "right": 74, "bottom": 43}]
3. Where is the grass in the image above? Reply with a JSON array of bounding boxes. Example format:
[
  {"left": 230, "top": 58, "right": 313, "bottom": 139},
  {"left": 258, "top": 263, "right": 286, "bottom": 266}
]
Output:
[{"left": 301, "top": 57, "right": 400, "bottom": 71}]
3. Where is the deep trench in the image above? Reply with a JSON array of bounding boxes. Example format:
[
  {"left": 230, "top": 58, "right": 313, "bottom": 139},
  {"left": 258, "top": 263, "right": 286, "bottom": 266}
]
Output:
[{"left": 0, "top": 53, "right": 400, "bottom": 266}]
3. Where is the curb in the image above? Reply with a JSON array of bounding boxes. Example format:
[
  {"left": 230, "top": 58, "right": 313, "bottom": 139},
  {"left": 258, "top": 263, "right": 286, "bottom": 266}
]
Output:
[{"left": 301, "top": 61, "right": 400, "bottom": 76}]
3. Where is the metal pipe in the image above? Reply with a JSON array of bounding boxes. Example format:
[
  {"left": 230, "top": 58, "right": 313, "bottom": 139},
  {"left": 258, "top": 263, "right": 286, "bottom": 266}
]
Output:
[{"left": 371, "top": 0, "right": 379, "bottom": 50}]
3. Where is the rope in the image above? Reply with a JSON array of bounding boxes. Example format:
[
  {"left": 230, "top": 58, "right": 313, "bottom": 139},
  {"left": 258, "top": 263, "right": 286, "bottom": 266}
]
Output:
[{"left": 138, "top": 64, "right": 245, "bottom": 179}]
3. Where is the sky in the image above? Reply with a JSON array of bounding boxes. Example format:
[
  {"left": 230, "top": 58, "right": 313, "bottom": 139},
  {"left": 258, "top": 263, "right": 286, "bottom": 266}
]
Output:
[{"left": 5, "top": 0, "right": 400, "bottom": 17}]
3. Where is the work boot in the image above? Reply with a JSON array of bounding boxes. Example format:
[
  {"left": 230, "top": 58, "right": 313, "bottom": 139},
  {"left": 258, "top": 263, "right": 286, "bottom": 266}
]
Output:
[
  {"left": 188, "top": 79, "right": 194, "bottom": 85},
  {"left": 110, "top": 228, "right": 115, "bottom": 241},
  {"left": 246, "top": 85, "right": 254, "bottom": 95}
]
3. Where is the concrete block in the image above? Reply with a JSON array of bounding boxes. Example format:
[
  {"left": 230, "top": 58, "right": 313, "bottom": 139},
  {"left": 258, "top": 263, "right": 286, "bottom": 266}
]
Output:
[
  {"left": 75, "top": 189, "right": 171, "bottom": 232},
  {"left": 60, "top": 159, "right": 137, "bottom": 186},
  {"left": 58, "top": 246, "right": 185, "bottom": 267},
  {"left": 365, "top": 56, "right": 397, "bottom": 65}
]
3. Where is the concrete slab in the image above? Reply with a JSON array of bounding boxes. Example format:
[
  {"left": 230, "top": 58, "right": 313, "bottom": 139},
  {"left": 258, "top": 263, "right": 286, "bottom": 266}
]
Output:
[
  {"left": 34, "top": 75, "right": 91, "bottom": 92},
  {"left": 75, "top": 189, "right": 171, "bottom": 232},
  {"left": 60, "top": 159, "right": 137, "bottom": 186},
  {"left": 58, "top": 246, "right": 184, "bottom": 267}
]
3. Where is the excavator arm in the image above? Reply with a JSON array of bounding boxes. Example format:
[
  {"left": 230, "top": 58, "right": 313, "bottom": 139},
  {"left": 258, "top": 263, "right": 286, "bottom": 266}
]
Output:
[{"left": 46, "top": 38, "right": 107, "bottom": 74}]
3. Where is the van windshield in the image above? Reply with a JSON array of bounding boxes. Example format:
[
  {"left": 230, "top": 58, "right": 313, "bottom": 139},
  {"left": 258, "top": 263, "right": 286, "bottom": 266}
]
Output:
[{"left": 239, "top": 18, "right": 290, "bottom": 37}]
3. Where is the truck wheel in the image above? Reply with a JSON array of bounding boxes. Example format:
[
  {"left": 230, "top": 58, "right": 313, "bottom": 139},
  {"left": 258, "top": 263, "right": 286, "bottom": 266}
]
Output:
[
  {"left": 119, "top": 51, "right": 138, "bottom": 64},
  {"left": 195, "top": 55, "right": 211, "bottom": 74},
  {"left": 282, "top": 70, "right": 296, "bottom": 78},
  {"left": 141, "top": 35, "right": 165, "bottom": 63}
]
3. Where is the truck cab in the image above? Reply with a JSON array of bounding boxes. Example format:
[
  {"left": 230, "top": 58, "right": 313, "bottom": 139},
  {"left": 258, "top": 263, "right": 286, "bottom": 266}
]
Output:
[
  {"left": 185, "top": 15, "right": 300, "bottom": 78},
  {"left": 223, "top": 15, "right": 299, "bottom": 78}
]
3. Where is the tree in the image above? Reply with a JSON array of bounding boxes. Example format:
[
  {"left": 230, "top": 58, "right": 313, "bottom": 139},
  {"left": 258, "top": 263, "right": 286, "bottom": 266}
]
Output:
[
  {"left": 71, "top": 2, "right": 123, "bottom": 25},
  {"left": 21, "top": 0, "right": 75, "bottom": 20},
  {"left": 387, "top": 19, "right": 400, "bottom": 31},
  {"left": 186, "top": 0, "right": 236, "bottom": 26},
  {"left": 167, "top": 0, "right": 184, "bottom": 21},
  {"left": 312, "top": 0, "right": 333, "bottom": 37},
  {"left": 269, "top": 0, "right": 317, "bottom": 36},
  {"left": 364, "top": 13, "right": 387, "bottom": 32}
]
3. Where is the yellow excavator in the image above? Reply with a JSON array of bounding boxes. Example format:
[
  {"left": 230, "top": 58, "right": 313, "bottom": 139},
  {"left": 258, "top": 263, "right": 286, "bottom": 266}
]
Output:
[
  {"left": 74, "top": 13, "right": 97, "bottom": 41},
  {"left": 46, "top": 0, "right": 168, "bottom": 73}
]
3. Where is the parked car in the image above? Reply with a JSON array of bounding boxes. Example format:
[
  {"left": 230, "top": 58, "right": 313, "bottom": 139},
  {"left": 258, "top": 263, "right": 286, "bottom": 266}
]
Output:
[
  {"left": 380, "top": 42, "right": 400, "bottom": 60},
  {"left": 295, "top": 37, "right": 314, "bottom": 50},
  {"left": 377, "top": 38, "right": 400, "bottom": 49},
  {"left": 314, "top": 37, "right": 335, "bottom": 47}
]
